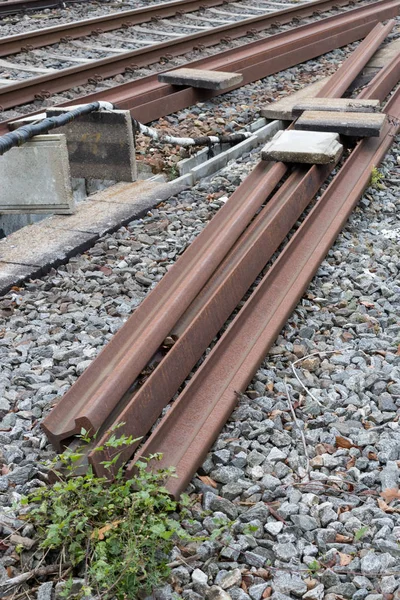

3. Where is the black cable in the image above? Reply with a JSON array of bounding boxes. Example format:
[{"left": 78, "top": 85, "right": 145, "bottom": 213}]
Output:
[{"left": 0, "top": 102, "right": 113, "bottom": 156}]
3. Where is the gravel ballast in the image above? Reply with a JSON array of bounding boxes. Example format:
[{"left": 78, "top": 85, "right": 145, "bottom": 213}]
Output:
[{"left": 0, "top": 27, "right": 399, "bottom": 600}]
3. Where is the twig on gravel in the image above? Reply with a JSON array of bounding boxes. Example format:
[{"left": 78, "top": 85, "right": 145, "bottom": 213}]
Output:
[
  {"left": 0, "top": 562, "right": 72, "bottom": 597},
  {"left": 284, "top": 378, "right": 310, "bottom": 482},
  {"left": 166, "top": 554, "right": 200, "bottom": 568},
  {"left": 290, "top": 348, "right": 351, "bottom": 407}
]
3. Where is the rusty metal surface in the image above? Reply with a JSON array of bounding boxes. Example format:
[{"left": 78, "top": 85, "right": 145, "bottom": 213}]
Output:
[
  {"left": 89, "top": 159, "right": 340, "bottom": 476},
  {"left": 41, "top": 161, "right": 287, "bottom": 450},
  {"left": 0, "top": 0, "right": 245, "bottom": 57},
  {"left": 84, "top": 0, "right": 400, "bottom": 122},
  {"left": 357, "top": 50, "right": 400, "bottom": 99},
  {"left": 0, "top": 0, "right": 398, "bottom": 113},
  {"left": 89, "top": 21, "right": 395, "bottom": 476},
  {"left": 129, "top": 80, "right": 400, "bottom": 498},
  {"left": 0, "top": 0, "right": 354, "bottom": 110},
  {"left": 315, "top": 19, "right": 396, "bottom": 97}
]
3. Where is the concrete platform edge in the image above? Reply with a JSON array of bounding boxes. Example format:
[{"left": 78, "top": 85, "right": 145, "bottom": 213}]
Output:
[{"left": 0, "top": 179, "right": 189, "bottom": 296}]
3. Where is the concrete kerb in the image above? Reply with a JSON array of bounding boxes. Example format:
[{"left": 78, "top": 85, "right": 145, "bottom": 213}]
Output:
[{"left": 0, "top": 179, "right": 189, "bottom": 296}]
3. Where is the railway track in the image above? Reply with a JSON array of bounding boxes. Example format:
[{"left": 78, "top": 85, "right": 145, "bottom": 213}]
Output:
[
  {"left": 0, "top": 0, "right": 354, "bottom": 108},
  {"left": 0, "top": 0, "right": 398, "bottom": 124},
  {"left": 0, "top": 0, "right": 318, "bottom": 56}
]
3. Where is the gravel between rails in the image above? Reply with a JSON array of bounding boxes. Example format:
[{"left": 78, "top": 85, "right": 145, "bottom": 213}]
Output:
[{"left": 0, "top": 36, "right": 399, "bottom": 600}]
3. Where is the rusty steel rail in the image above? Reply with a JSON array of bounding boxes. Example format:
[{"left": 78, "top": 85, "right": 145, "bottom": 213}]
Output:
[
  {"left": 0, "top": 0, "right": 345, "bottom": 57},
  {"left": 129, "top": 63, "right": 400, "bottom": 497},
  {"left": 86, "top": 20, "right": 395, "bottom": 477},
  {"left": 41, "top": 161, "right": 288, "bottom": 450},
  {"left": 90, "top": 160, "right": 340, "bottom": 476},
  {"left": 45, "top": 0, "right": 400, "bottom": 121},
  {"left": 0, "top": 0, "right": 398, "bottom": 112},
  {"left": 41, "top": 21, "right": 394, "bottom": 461}
]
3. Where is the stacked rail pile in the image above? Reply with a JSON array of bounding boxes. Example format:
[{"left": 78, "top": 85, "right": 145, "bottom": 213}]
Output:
[{"left": 41, "top": 16, "right": 400, "bottom": 497}]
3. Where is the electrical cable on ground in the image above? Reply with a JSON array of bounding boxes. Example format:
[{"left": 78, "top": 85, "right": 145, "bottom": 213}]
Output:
[{"left": 0, "top": 102, "right": 254, "bottom": 157}]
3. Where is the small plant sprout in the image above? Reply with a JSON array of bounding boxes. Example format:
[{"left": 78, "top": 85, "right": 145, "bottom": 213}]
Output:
[
  {"left": 370, "top": 166, "right": 385, "bottom": 190},
  {"left": 354, "top": 525, "right": 369, "bottom": 542}
]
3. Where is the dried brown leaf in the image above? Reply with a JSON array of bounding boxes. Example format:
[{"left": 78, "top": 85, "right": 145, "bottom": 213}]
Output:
[
  {"left": 338, "top": 552, "right": 352, "bottom": 566},
  {"left": 378, "top": 498, "right": 395, "bottom": 513},
  {"left": 335, "top": 435, "right": 357, "bottom": 449},
  {"left": 92, "top": 520, "right": 122, "bottom": 541},
  {"left": 198, "top": 475, "right": 217, "bottom": 489},
  {"left": 263, "top": 587, "right": 272, "bottom": 598},
  {"left": 335, "top": 533, "right": 352, "bottom": 543},
  {"left": 361, "top": 301, "right": 375, "bottom": 308},
  {"left": 380, "top": 488, "right": 400, "bottom": 503}
]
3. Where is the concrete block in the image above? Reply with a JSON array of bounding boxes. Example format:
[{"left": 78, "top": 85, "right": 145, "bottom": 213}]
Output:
[
  {"left": 261, "top": 130, "right": 342, "bottom": 165},
  {"left": 44, "top": 178, "right": 191, "bottom": 235},
  {"left": 292, "top": 98, "right": 380, "bottom": 117},
  {"left": 0, "top": 178, "right": 191, "bottom": 296},
  {"left": 8, "top": 114, "right": 47, "bottom": 130},
  {"left": 261, "top": 77, "right": 330, "bottom": 120},
  {"left": 0, "top": 134, "right": 74, "bottom": 214},
  {"left": 0, "top": 224, "right": 96, "bottom": 268},
  {"left": 158, "top": 68, "right": 243, "bottom": 90},
  {"left": 0, "top": 262, "right": 40, "bottom": 296},
  {"left": 366, "top": 38, "right": 400, "bottom": 69},
  {"left": 178, "top": 144, "right": 230, "bottom": 176},
  {"left": 295, "top": 110, "right": 386, "bottom": 137},
  {"left": 46, "top": 108, "right": 136, "bottom": 181}
]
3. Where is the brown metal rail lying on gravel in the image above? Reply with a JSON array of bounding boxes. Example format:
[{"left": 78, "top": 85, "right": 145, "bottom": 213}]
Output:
[
  {"left": 0, "top": 0, "right": 344, "bottom": 57},
  {"left": 41, "top": 22, "right": 397, "bottom": 474},
  {"left": 0, "top": 0, "right": 398, "bottom": 111},
  {"left": 129, "top": 53, "right": 400, "bottom": 498},
  {"left": 87, "top": 19, "right": 396, "bottom": 477}
]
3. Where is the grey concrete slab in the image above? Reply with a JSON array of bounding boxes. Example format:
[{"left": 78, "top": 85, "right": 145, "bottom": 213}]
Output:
[
  {"left": 178, "top": 144, "right": 231, "bottom": 176},
  {"left": 44, "top": 180, "right": 181, "bottom": 233},
  {"left": 292, "top": 98, "right": 380, "bottom": 117},
  {"left": 0, "top": 224, "right": 96, "bottom": 268},
  {"left": 295, "top": 110, "right": 386, "bottom": 137},
  {"left": 0, "top": 262, "right": 41, "bottom": 296},
  {"left": 261, "top": 77, "right": 330, "bottom": 120},
  {"left": 0, "top": 134, "right": 74, "bottom": 214},
  {"left": 0, "top": 177, "right": 192, "bottom": 295},
  {"left": 8, "top": 113, "right": 47, "bottom": 130},
  {"left": 158, "top": 68, "right": 243, "bottom": 90},
  {"left": 367, "top": 38, "right": 400, "bottom": 69},
  {"left": 261, "top": 130, "right": 342, "bottom": 164},
  {"left": 46, "top": 108, "right": 136, "bottom": 181}
]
